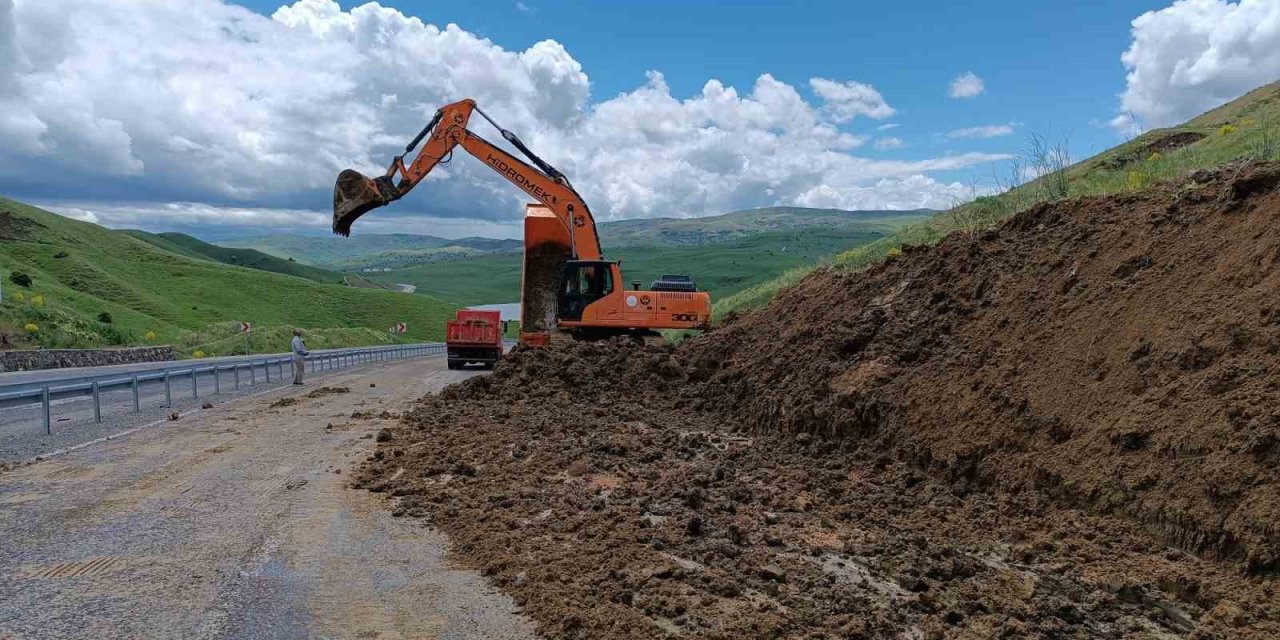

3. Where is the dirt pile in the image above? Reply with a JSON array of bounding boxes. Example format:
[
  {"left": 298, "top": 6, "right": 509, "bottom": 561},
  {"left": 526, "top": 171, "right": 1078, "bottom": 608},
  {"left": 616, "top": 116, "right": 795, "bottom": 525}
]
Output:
[
  {"left": 683, "top": 162, "right": 1280, "bottom": 572},
  {"left": 359, "top": 163, "right": 1280, "bottom": 638},
  {"left": 360, "top": 342, "right": 1278, "bottom": 638}
]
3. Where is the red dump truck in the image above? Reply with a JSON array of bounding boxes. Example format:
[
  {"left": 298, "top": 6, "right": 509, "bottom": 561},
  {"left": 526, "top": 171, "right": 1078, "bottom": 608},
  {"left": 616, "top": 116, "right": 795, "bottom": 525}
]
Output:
[{"left": 445, "top": 309, "right": 502, "bottom": 370}]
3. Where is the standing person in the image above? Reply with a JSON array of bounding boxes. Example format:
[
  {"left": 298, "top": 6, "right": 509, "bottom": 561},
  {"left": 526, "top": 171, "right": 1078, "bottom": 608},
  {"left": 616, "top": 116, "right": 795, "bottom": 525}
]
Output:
[{"left": 291, "top": 329, "right": 309, "bottom": 385}]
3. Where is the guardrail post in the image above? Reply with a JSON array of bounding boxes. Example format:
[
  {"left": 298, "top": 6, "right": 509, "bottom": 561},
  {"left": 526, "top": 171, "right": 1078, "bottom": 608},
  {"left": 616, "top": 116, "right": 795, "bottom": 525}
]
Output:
[
  {"left": 234, "top": 365, "right": 241, "bottom": 390},
  {"left": 164, "top": 371, "right": 172, "bottom": 408},
  {"left": 250, "top": 363, "right": 256, "bottom": 386},
  {"left": 278, "top": 360, "right": 284, "bottom": 380},
  {"left": 42, "top": 386, "right": 51, "bottom": 435},
  {"left": 309, "top": 357, "right": 315, "bottom": 374},
  {"left": 192, "top": 369, "right": 199, "bottom": 399},
  {"left": 214, "top": 367, "right": 221, "bottom": 395},
  {"left": 92, "top": 380, "right": 101, "bottom": 423},
  {"left": 132, "top": 376, "right": 140, "bottom": 412},
  {"left": 264, "top": 360, "right": 271, "bottom": 383}
]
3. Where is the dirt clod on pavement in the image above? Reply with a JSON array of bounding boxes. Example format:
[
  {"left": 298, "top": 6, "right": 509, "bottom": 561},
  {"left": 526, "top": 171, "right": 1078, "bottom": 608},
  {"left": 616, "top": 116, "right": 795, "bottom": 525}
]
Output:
[
  {"left": 270, "top": 397, "right": 298, "bottom": 408},
  {"left": 359, "top": 162, "right": 1280, "bottom": 639},
  {"left": 307, "top": 386, "right": 350, "bottom": 398}
]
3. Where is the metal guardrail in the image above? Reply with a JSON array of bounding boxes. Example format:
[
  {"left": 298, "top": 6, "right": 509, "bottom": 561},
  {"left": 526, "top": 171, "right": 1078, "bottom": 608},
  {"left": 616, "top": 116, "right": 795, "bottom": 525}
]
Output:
[{"left": 0, "top": 343, "right": 445, "bottom": 434}]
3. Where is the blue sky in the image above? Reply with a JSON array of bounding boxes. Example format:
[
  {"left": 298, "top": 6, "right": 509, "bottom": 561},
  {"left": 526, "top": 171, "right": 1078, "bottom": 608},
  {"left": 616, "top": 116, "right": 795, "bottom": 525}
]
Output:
[{"left": 2, "top": 0, "right": 1277, "bottom": 239}]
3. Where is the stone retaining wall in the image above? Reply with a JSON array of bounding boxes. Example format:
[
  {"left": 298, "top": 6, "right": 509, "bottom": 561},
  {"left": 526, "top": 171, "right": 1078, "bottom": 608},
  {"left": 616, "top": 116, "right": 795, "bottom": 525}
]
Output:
[{"left": 0, "top": 346, "right": 175, "bottom": 372}]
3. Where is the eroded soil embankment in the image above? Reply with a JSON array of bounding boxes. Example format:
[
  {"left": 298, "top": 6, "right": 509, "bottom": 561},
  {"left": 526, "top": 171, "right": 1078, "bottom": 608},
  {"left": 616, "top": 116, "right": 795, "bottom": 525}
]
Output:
[
  {"left": 359, "top": 162, "right": 1280, "bottom": 638},
  {"left": 684, "top": 162, "right": 1280, "bottom": 572}
]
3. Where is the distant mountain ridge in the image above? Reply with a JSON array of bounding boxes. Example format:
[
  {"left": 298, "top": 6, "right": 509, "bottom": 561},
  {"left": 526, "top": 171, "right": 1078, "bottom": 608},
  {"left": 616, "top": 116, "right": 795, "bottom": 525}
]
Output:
[
  {"left": 598, "top": 206, "right": 936, "bottom": 247},
  {"left": 222, "top": 233, "right": 522, "bottom": 270},
  {"left": 225, "top": 206, "right": 935, "bottom": 270}
]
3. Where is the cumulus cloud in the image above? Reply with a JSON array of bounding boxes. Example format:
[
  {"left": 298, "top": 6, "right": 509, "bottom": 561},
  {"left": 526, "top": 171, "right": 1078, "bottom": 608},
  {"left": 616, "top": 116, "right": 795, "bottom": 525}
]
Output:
[
  {"left": 946, "top": 123, "right": 1016, "bottom": 139},
  {"left": 948, "top": 72, "right": 985, "bottom": 99},
  {"left": 1115, "top": 0, "right": 1280, "bottom": 129},
  {"left": 873, "top": 137, "right": 904, "bottom": 150},
  {"left": 809, "top": 78, "right": 895, "bottom": 122},
  {"left": 1, "top": 0, "right": 1009, "bottom": 232}
]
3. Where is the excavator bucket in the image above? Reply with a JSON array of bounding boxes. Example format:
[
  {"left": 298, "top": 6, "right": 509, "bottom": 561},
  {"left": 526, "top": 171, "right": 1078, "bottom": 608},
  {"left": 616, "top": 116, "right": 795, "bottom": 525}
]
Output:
[{"left": 332, "top": 169, "right": 392, "bottom": 236}]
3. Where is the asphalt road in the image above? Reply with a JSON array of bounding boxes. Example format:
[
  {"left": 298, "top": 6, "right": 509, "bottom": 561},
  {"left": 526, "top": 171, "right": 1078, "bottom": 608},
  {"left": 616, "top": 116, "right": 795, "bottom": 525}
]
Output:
[
  {"left": 0, "top": 356, "right": 539, "bottom": 639},
  {"left": 0, "top": 353, "right": 431, "bottom": 461}
]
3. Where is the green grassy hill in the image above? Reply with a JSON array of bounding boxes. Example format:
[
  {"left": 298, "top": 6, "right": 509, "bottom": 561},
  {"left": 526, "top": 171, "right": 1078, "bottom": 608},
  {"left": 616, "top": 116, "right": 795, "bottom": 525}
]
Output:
[
  {"left": 125, "top": 230, "right": 344, "bottom": 284},
  {"left": 0, "top": 198, "right": 456, "bottom": 356},
  {"left": 371, "top": 225, "right": 914, "bottom": 306},
  {"left": 223, "top": 233, "right": 522, "bottom": 270},
  {"left": 716, "top": 81, "right": 1280, "bottom": 319}
]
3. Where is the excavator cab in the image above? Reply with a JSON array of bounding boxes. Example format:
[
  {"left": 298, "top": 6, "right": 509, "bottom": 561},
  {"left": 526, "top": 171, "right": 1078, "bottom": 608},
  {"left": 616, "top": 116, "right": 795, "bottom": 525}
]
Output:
[{"left": 557, "top": 260, "right": 617, "bottom": 321}]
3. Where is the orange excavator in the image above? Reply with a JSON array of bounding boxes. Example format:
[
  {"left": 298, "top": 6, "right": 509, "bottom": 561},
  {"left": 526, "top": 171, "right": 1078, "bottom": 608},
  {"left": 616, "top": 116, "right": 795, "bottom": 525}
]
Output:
[{"left": 332, "top": 99, "right": 711, "bottom": 345}]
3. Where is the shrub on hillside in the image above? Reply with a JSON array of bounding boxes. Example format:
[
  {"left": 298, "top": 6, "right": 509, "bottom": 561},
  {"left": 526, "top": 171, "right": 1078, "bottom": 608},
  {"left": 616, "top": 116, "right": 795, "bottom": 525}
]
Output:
[
  {"left": 97, "top": 311, "right": 113, "bottom": 324},
  {"left": 9, "top": 271, "right": 32, "bottom": 288}
]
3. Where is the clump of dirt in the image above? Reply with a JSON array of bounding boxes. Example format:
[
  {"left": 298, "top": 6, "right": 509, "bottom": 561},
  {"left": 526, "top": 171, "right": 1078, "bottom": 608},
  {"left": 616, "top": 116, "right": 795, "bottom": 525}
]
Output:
[
  {"left": 1099, "top": 131, "right": 1206, "bottom": 170},
  {"left": 360, "top": 163, "right": 1280, "bottom": 638},
  {"left": 522, "top": 241, "right": 572, "bottom": 332},
  {"left": 269, "top": 397, "right": 298, "bottom": 408},
  {"left": 351, "top": 410, "right": 397, "bottom": 420},
  {"left": 307, "top": 386, "right": 349, "bottom": 398}
]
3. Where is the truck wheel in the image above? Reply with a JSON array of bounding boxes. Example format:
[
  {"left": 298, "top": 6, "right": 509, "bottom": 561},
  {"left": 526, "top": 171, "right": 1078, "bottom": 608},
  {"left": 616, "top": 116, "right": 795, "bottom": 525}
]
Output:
[{"left": 447, "top": 359, "right": 461, "bottom": 370}]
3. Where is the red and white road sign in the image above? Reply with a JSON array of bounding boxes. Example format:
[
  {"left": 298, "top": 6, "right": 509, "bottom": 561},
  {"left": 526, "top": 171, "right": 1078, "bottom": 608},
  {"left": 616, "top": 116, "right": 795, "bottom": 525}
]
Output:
[
  {"left": 395, "top": 322, "right": 407, "bottom": 334},
  {"left": 240, "top": 322, "right": 251, "bottom": 333}
]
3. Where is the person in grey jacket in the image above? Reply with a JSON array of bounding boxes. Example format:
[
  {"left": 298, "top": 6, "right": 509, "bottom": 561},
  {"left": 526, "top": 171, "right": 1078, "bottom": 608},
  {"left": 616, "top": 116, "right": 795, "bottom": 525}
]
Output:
[{"left": 291, "top": 329, "right": 309, "bottom": 385}]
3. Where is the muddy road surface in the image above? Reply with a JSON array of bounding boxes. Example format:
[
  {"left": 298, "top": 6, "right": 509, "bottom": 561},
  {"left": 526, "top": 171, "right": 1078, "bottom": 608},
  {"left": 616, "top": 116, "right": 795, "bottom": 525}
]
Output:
[{"left": 0, "top": 358, "right": 537, "bottom": 640}]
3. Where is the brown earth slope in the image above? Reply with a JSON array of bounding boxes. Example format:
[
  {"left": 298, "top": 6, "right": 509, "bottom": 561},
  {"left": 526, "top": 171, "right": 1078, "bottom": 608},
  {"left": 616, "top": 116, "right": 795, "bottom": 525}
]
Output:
[
  {"left": 359, "top": 162, "right": 1280, "bottom": 639},
  {"left": 685, "top": 162, "right": 1280, "bottom": 571}
]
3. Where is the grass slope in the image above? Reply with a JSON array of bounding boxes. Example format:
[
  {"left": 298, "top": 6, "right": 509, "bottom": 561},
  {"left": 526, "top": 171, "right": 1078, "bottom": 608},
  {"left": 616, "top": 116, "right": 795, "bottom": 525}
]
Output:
[
  {"left": 0, "top": 198, "right": 456, "bottom": 355},
  {"left": 371, "top": 227, "right": 901, "bottom": 306},
  {"left": 717, "top": 81, "right": 1280, "bottom": 319},
  {"left": 126, "top": 230, "right": 344, "bottom": 284}
]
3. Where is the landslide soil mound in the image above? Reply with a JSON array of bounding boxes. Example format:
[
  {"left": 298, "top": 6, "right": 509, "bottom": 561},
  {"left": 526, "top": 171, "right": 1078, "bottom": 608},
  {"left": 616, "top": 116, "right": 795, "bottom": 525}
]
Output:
[
  {"left": 683, "top": 162, "right": 1280, "bottom": 572},
  {"left": 359, "top": 162, "right": 1280, "bottom": 638}
]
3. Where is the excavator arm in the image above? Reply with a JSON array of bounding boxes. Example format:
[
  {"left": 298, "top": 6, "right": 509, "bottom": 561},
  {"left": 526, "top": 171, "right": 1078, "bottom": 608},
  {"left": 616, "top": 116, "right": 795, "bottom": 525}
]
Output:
[{"left": 332, "top": 99, "right": 602, "bottom": 260}]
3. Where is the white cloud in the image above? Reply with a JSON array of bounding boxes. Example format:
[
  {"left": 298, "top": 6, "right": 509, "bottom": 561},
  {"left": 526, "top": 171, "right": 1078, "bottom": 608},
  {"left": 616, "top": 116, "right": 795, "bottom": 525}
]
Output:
[
  {"left": 515, "top": 2, "right": 534, "bottom": 14},
  {"left": 876, "top": 123, "right": 900, "bottom": 131},
  {"left": 948, "top": 72, "right": 985, "bottom": 99},
  {"left": 1, "top": 0, "right": 1010, "bottom": 232},
  {"left": 809, "top": 78, "right": 895, "bottom": 122},
  {"left": 946, "top": 123, "right": 1016, "bottom": 139},
  {"left": 873, "top": 137, "right": 904, "bottom": 150},
  {"left": 1115, "top": 0, "right": 1280, "bottom": 129}
]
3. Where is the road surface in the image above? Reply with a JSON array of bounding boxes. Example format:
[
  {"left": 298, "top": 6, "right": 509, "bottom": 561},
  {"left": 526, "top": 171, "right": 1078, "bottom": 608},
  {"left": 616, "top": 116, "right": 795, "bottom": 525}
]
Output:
[{"left": 0, "top": 357, "right": 539, "bottom": 639}]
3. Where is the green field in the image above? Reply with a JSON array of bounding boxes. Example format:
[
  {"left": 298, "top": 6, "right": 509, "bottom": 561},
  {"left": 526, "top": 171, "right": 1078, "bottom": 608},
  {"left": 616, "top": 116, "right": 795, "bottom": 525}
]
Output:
[
  {"left": 716, "top": 82, "right": 1280, "bottom": 319},
  {"left": 369, "top": 227, "right": 906, "bottom": 306},
  {"left": 224, "top": 233, "right": 522, "bottom": 270},
  {"left": 0, "top": 198, "right": 456, "bottom": 356},
  {"left": 125, "top": 230, "right": 345, "bottom": 284}
]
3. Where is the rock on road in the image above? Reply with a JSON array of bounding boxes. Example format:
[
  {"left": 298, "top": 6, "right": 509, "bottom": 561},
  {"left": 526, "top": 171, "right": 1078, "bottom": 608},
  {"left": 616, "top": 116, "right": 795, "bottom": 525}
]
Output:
[{"left": 0, "top": 357, "right": 539, "bottom": 640}]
